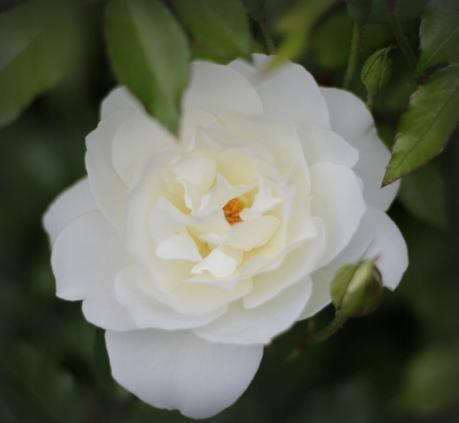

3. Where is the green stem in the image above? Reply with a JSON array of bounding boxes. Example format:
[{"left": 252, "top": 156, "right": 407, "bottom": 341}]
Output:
[
  {"left": 258, "top": 19, "right": 275, "bottom": 54},
  {"left": 385, "top": 0, "right": 417, "bottom": 70},
  {"left": 285, "top": 314, "right": 348, "bottom": 362},
  {"left": 306, "top": 314, "right": 348, "bottom": 345},
  {"left": 366, "top": 90, "right": 375, "bottom": 111},
  {"left": 343, "top": 22, "right": 363, "bottom": 89}
]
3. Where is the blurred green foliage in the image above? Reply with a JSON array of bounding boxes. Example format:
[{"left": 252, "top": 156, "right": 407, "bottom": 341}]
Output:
[{"left": 0, "top": 0, "right": 458, "bottom": 422}]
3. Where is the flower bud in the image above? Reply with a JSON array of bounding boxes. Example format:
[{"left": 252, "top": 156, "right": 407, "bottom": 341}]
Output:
[
  {"left": 361, "top": 46, "right": 394, "bottom": 98},
  {"left": 330, "top": 260, "right": 383, "bottom": 317}
]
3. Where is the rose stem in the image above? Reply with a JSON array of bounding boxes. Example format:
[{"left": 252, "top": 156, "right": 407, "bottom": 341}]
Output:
[
  {"left": 343, "top": 21, "right": 364, "bottom": 89},
  {"left": 258, "top": 19, "right": 275, "bottom": 54},
  {"left": 385, "top": 0, "right": 417, "bottom": 70}
]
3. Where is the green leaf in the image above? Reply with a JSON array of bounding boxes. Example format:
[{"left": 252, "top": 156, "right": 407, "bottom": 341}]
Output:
[
  {"left": 418, "top": 0, "right": 459, "bottom": 74},
  {"left": 383, "top": 65, "right": 459, "bottom": 185},
  {"left": 399, "top": 163, "right": 447, "bottom": 229},
  {"left": 312, "top": 13, "right": 353, "bottom": 70},
  {"left": 174, "top": 0, "right": 253, "bottom": 63},
  {"left": 0, "top": 0, "right": 79, "bottom": 127},
  {"left": 395, "top": 343, "right": 459, "bottom": 415},
  {"left": 105, "top": 0, "right": 189, "bottom": 133},
  {"left": 361, "top": 46, "right": 394, "bottom": 100},
  {"left": 268, "top": 0, "right": 339, "bottom": 69}
]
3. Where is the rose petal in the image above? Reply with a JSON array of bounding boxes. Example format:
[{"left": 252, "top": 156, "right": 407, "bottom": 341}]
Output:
[
  {"left": 85, "top": 112, "right": 129, "bottom": 227},
  {"left": 300, "top": 207, "right": 408, "bottom": 319},
  {"left": 310, "top": 162, "right": 366, "bottom": 266},
  {"left": 299, "top": 124, "right": 359, "bottom": 168},
  {"left": 100, "top": 86, "right": 141, "bottom": 120},
  {"left": 51, "top": 211, "right": 121, "bottom": 301},
  {"left": 243, "top": 218, "right": 325, "bottom": 308},
  {"left": 156, "top": 233, "right": 202, "bottom": 262},
  {"left": 115, "top": 267, "right": 225, "bottom": 329},
  {"left": 184, "top": 61, "right": 263, "bottom": 116},
  {"left": 191, "top": 247, "right": 242, "bottom": 278},
  {"left": 112, "top": 113, "right": 177, "bottom": 187},
  {"left": 227, "top": 215, "right": 280, "bottom": 252},
  {"left": 195, "top": 279, "right": 312, "bottom": 345},
  {"left": 43, "top": 178, "right": 96, "bottom": 245},
  {"left": 230, "top": 54, "right": 330, "bottom": 128},
  {"left": 321, "top": 87, "right": 399, "bottom": 211},
  {"left": 105, "top": 329, "right": 263, "bottom": 419}
]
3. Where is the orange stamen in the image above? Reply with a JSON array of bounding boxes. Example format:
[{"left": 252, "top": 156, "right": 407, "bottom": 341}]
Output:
[{"left": 223, "top": 197, "right": 245, "bottom": 225}]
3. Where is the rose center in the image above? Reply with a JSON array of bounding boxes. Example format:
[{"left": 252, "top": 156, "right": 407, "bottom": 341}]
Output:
[{"left": 223, "top": 197, "right": 245, "bottom": 225}]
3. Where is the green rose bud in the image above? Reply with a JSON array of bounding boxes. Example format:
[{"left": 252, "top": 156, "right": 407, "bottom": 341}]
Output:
[
  {"left": 361, "top": 46, "right": 394, "bottom": 102},
  {"left": 331, "top": 260, "right": 383, "bottom": 318}
]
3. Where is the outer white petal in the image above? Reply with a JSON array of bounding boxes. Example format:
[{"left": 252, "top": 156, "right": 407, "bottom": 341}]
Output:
[
  {"left": 51, "top": 211, "right": 121, "bottom": 301},
  {"left": 310, "top": 162, "right": 366, "bottom": 266},
  {"left": 114, "top": 267, "right": 225, "bottom": 330},
  {"left": 298, "top": 124, "right": 359, "bottom": 168},
  {"left": 320, "top": 87, "right": 399, "bottom": 211},
  {"left": 101, "top": 86, "right": 142, "bottom": 120},
  {"left": 82, "top": 296, "right": 137, "bottom": 331},
  {"left": 230, "top": 54, "right": 330, "bottom": 128},
  {"left": 184, "top": 61, "right": 263, "bottom": 115},
  {"left": 300, "top": 207, "right": 408, "bottom": 319},
  {"left": 105, "top": 329, "right": 263, "bottom": 419},
  {"left": 364, "top": 208, "right": 408, "bottom": 290},
  {"left": 112, "top": 113, "right": 177, "bottom": 187},
  {"left": 352, "top": 129, "right": 400, "bottom": 211},
  {"left": 43, "top": 178, "right": 96, "bottom": 245},
  {"left": 50, "top": 210, "right": 138, "bottom": 330},
  {"left": 194, "top": 279, "right": 312, "bottom": 345},
  {"left": 85, "top": 112, "right": 129, "bottom": 227}
]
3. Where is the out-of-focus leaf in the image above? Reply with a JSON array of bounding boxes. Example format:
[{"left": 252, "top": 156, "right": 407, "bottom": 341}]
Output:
[
  {"left": 174, "top": 0, "right": 252, "bottom": 63},
  {"left": 105, "top": 0, "right": 189, "bottom": 133},
  {"left": 242, "top": 0, "right": 266, "bottom": 20},
  {"left": 361, "top": 46, "right": 394, "bottom": 97},
  {"left": 0, "top": 344, "right": 85, "bottom": 422},
  {"left": 0, "top": 0, "right": 80, "bottom": 127},
  {"left": 367, "top": 0, "right": 428, "bottom": 23},
  {"left": 312, "top": 13, "right": 352, "bottom": 69},
  {"left": 399, "top": 163, "right": 447, "bottom": 229},
  {"left": 269, "top": 0, "right": 339, "bottom": 69},
  {"left": 346, "top": 0, "right": 373, "bottom": 23},
  {"left": 418, "top": 0, "right": 459, "bottom": 74},
  {"left": 395, "top": 343, "right": 459, "bottom": 414},
  {"left": 383, "top": 65, "right": 459, "bottom": 184},
  {"left": 312, "top": 12, "right": 391, "bottom": 71}
]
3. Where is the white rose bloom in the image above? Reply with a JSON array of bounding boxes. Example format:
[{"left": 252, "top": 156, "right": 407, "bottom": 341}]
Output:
[{"left": 43, "top": 54, "right": 408, "bottom": 419}]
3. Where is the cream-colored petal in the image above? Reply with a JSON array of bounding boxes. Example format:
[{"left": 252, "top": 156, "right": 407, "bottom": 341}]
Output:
[
  {"left": 184, "top": 61, "right": 263, "bottom": 115},
  {"left": 227, "top": 216, "right": 280, "bottom": 252},
  {"left": 195, "top": 279, "right": 312, "bottom": 345},
  {"left": 156, "top": 233, "right": 202, "bottom": 262},
  {"left": 191, "top": 247, "right": 242, "bottom": 278}
]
